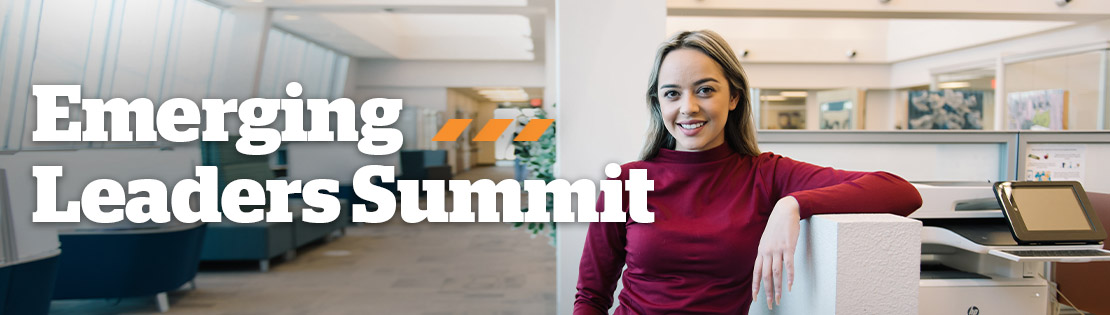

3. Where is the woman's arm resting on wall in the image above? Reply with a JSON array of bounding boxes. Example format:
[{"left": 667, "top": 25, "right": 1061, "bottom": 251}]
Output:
[
  {"left": 762, "top": 153, "right": 923, "bottom": 219},
  {"left": 753, "top": 153, "right": 922, "bottom": 309}
]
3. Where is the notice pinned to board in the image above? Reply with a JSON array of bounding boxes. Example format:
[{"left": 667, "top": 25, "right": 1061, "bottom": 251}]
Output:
[{"left": 1024, "top": 144, "right": 1087, "bottom": 183}]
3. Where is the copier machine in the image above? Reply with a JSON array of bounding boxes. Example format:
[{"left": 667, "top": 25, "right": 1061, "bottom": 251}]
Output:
[{"left": 912, "top": 182, "right": 1110, "bottom": 315}]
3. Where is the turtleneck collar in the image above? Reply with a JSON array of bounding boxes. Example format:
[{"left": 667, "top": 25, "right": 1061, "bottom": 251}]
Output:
[{"left": 651, "top": 143, "right": 735, "bottom": 164}]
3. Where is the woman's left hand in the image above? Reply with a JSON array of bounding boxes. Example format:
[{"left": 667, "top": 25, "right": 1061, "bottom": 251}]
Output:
[{"left": 752, "top": 196, "right": 801, "bottom": 310}]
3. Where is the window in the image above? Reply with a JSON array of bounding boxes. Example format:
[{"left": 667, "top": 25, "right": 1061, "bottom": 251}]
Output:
[
  {"left": 0, "top": 0, "right": 357, "bottom": 151},
  {"left": 258, "top": 28, "right": 350, "bottom": 100}
]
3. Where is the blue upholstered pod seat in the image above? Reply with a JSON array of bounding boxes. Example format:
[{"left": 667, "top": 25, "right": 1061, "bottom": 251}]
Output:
[
  {"left": 52, "top": 223, "right": 206, "bottom": 312},
  {"left": 0, "top": 250, "right": 60, "bottom": 315}
]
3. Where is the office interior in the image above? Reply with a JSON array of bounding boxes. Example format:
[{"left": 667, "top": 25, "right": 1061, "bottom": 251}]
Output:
[{"left": 1, "top": 0, "right": 1110, "bottom": 314}]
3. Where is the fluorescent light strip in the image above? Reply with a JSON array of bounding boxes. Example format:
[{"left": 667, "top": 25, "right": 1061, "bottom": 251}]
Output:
[{"left": 938, "top": 82, "right": 970, "bottom": 89}]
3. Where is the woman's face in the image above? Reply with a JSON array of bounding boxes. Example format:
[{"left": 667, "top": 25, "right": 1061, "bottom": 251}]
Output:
[{"left": 657, "top": 48, "right": 738, "bottom": 152}]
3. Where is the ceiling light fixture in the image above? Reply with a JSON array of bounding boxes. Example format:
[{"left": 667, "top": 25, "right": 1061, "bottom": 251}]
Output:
[
  {"left": 937, "top": 82, "right": 970, "bottom": 89},
  {"left": 283, "top": 15, "right": 301, "bottom": 21},
  {"left": 780, "top": 91, "right": 808, "bottom": 98},
  {"left": 760, "top": 95, "right": 787, "bottom": 102},
  {"left": 475, "top": 87, "right": 530, "bottom": 102}
]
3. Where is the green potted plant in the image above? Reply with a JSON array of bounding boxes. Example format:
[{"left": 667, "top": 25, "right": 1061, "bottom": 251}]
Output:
[{"left": 511, "top": 108, "right": 556, "bottom": 245}]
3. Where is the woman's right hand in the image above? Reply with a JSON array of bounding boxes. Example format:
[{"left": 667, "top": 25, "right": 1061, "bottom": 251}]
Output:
[{"left": 752, "top": 196, "right": 800, "bottom": 310}]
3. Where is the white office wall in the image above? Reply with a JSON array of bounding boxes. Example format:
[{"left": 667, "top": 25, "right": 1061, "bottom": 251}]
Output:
[
  {"left": 668, "top": 17, "right": 891, "bottom": 64},
  {"left": 885, "top": 20, "right": 1072, "bottom": 62},
  {"left": 554, "top": 0, "right": 666, "bottom": 313},
  {"left": 890, "top": 20, "right": 1110, "bottom": 88},
  {"left": 745, "top": 19, "right": 1110, "bottom": 91},
  {"left": 865, "top": 89, "right": 899, "bottom": 130},
  {"left": 356, "top": 87, "right": 448, "bottom": 111},
  {"left": 745, "top": 63, "right": 892, "bottom": 90}
]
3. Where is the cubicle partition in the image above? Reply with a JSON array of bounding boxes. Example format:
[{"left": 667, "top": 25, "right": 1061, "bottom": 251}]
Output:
[
  {"left": 1017, "top": 131, "right": 1110, "bottom": 193},
  {"left": 758, "top": 130, "right": 1110, "bottom": 191},
  {"left": 757, "top": 130, "right": 1019, "bottom": 182}
]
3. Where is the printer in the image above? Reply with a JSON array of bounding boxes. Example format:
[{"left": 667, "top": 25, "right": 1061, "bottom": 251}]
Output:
[{"left": 912, "top": 182, "right": 1110, "bottom": 315}]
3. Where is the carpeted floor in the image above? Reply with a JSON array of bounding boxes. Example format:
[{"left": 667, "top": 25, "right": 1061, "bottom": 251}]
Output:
[{"left": 49, "top": 166, "right": 557, "bottom": 315}]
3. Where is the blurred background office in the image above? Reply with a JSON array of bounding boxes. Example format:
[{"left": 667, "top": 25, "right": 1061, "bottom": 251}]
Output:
[{"left": 1, "top": 0, "right": 1109, "bottom": 314}]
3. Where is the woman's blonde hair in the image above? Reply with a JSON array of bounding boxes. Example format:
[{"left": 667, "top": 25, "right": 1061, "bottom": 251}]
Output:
[{"left": 640, "top": 30, "right": 759, "bottom": 160}]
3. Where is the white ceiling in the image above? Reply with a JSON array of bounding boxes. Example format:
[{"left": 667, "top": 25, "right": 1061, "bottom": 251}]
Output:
[
  {"left": 289, "top": 12, "right": 535, "bottom": 60},
  {"left": 218, "top": 0, "right": 1094, "bottom": 64},
  {"left": 215, "top": 0, "right": 543, "bottom": 61},
  {"left": 668, "top": 17, "right": 1075, "bottom": 63}
]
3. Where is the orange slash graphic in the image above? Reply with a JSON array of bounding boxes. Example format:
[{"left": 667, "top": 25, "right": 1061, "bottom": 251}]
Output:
[
  {"left": 432, "top": 119, "right": 554, "bottom": 142},
  {"left": 472, "top": 119, "right": 514, "bottom": 142},
  {"left": 513, "top": 119, "right": 554, "bottom": 141},
  {"left": 431, "top": 119, "right": 472, "bottom": 141}
]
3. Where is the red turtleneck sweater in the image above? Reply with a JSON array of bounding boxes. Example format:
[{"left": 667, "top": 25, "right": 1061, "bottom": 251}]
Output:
[{"left": 573, "top": 144, "right": 922, "bottom": 314}]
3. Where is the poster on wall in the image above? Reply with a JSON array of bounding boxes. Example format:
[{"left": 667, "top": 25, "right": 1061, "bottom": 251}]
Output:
[
  {"left": 765, "top": 108, "right": 805, "bottom": 129},
  {"left": 819, "top": 101, "right": 854, "bottom": 129},
  {"left": 907, "top": 90, "right": 985, "bottom": 130},
  {"left": 1007, "top": 89, "right": 1068, "bottom": 130},
  {"left": 1024, "top": 144, "right": 1086, "bottom": 183}
]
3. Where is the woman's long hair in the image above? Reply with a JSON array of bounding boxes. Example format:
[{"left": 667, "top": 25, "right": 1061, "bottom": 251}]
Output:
[{"left": 640, "top": 30, "right": 759, "bottom": 160}]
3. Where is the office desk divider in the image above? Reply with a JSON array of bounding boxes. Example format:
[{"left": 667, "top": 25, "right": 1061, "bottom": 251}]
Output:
[{"left": 756, "top": 130, "right": 1019, "bottom": 182}]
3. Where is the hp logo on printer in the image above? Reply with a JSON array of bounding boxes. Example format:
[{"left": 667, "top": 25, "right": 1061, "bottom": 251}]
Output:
[{"left": 967, "top": 306, "right": 980, "bottom": 315}]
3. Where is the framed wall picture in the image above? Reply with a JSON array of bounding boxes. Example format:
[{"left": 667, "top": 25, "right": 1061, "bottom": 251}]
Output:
[
  {"left": 760, "top": 105, "right": 806, "bottom": 130},
  {"left": 907, "top": 90, "right": 985, "bottom": 130},
  {"left": 816, "top": 88, "right": 866, "bottom": 130},
  {"left": 773, "top": 109, "right": 806, "bottom": 129},
  {"left": 1007, "top": 89, "right": 1068, "bottom": 130},
  {"left": 819, "top": 101, "right": 854, "bottom": 129}
]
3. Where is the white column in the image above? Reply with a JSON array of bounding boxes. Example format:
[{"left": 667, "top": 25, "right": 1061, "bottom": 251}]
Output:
[
  {"left": 749, "top": 214, "right": 921, "bottom": 315},
  {"left": 553, "top": 0, "right": 666, "bottom": 313}
]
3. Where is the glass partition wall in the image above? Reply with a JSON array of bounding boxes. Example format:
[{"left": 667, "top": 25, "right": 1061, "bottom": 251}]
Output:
[
  {"left": 752, "top": 46, "right": 1109, "bottom": 132},
  {"left": 931, "top": 44, "right": 1110, "bottom": 131},
  {"left": 1003, "top": 49, "right": 1107, "bottom": 131}
]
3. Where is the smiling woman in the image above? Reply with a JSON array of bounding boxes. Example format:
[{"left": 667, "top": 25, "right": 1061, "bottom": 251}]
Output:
[
  {"left": 641, "top": 31, "right": 759, "bottom": 160},
  {"left": 656, "top": 48, "right": 738, "bottom": 152},
  {"left": 573, "top": 30, "right": 923, "bottom": 315}
]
